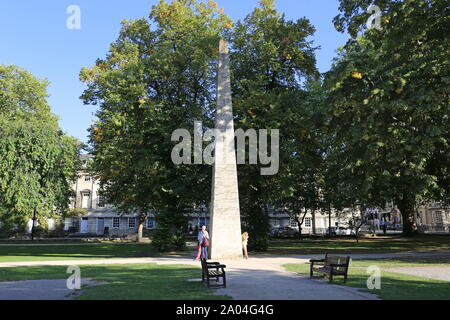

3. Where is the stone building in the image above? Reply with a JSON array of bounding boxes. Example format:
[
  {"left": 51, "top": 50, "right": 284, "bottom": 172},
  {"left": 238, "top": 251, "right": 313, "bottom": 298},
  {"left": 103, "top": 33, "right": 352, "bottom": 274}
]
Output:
[
  {"left": 63, "top": 155, "right": 355, "bottom": 237},
  {"left": 64, "top": 154, "right": 155, "bottom": 237},
  {"left": 417, "top": 203, "right": 450, "bottom": 233},
  {"left": 61, "top": 155, "right": 449, "bottom": 237}
]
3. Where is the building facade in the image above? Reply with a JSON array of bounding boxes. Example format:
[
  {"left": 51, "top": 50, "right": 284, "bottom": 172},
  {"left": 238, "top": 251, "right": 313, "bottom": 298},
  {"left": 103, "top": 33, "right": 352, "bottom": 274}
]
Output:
[
  {"left": 60, "top": 155, "right": 449, "bottom": 237},
  {"left": 65, "top": 155, "right": 154, "bottom": 237},
  {"left": 417, "top": 203, "right": 450, "bottom": 233}
]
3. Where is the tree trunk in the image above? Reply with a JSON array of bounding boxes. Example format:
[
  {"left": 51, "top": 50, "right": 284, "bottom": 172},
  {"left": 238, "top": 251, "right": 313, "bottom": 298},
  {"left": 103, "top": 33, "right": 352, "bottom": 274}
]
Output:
[
  {"left": 328, "top": 206, "right": 332, "bottom": 238},
  {"left": 31, "top": 210, "right": 37, "bottom": 241},
  {"left": 397, "top": 195, "right": 417, "bottom": 236},
  {"left": 137, "top": 213, "right": 146, "bottom": 243},
  {"left": 296, "top": 218, "right": 302, "bottom": 239},
  {"left": 311, "top": 209, "right": 316, "bottom": 235}
]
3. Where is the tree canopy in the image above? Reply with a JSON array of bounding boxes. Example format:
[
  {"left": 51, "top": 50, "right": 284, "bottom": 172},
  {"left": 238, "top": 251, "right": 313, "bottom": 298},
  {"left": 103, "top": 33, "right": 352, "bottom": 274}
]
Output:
[
  {"left": 325, "top": 0, "right": 449, "bottom": 234},
  {"left": 80, "top": 0, "right": 232, "bottom": 245},
  {"left": 0, "top": 65, "right": 81, "bottom": 237}
]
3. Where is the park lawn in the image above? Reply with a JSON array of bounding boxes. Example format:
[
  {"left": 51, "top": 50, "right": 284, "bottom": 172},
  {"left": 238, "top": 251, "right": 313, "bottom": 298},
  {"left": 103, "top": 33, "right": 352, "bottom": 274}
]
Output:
[
  {"left": 284, "top": 259, "right": 450, "bottom": 300},
  {"left": 0, "top": 263, "right": 230, "bottom": 300},
  {"left": 267, "top": 235, "right": 450, "bottom": 255},
  {"left": 0, "top": 244, "right": 188, "bottom": 263}
]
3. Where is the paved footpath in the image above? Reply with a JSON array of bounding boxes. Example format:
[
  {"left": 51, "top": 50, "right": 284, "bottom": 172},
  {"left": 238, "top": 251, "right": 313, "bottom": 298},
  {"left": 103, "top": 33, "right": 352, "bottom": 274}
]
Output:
[
  {"left": 0, "top": 255, "right": 380, "bottom": 300},
  {"left": 1, "top": 251, "right": 449, "bottom": 300},
  {"left": 0, "top": 278, "right": 98, "bottom": 300}
]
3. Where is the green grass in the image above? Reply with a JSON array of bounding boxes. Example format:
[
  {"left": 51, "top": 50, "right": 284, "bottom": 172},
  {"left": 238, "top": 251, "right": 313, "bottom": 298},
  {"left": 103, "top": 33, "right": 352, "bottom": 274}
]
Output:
[
  {"left": 0, "top": 263, "right": 230, "bottom": 300},
  {"left": 0, "top": 240, "right": 144, "bottom": 245},
  {"left": 0, "top": 244, "right": 188, "bottom": 263},
  {"left": 2, "top": 235, "right": 449, "bottom": 263},
  {"left": 267, "top": 235, "right": 450, "bottom": 255},
  {"left": 284, "top": 259, "right": 450, "bottom": 300}
]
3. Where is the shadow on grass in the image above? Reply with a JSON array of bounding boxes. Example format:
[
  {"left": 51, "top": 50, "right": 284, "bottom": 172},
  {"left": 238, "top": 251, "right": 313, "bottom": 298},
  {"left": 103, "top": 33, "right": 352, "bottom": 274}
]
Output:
[
  {"left": 0, "top": 244, "right": 193, "bottom": 262},
  {"left": 284, "top": 262, "right": 450, "bottom": 300},
  {"left": 0, "top": 263, "right": 230, "bottom": 300},
  {"left": 267, "top": 236, "right": 450, "bottom": 255}
]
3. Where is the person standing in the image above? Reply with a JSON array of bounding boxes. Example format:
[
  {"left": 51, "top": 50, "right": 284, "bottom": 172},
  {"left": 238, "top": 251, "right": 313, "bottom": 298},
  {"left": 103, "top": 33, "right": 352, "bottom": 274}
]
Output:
[
  {"left": 195, "top": 225, "right": 210, "bottom": 260},
  {"left": 382, "top": 219, "right": 388, "bottom": 235},
  {"left": 242, "top": 232, "right": 249, "bottom": 260}
]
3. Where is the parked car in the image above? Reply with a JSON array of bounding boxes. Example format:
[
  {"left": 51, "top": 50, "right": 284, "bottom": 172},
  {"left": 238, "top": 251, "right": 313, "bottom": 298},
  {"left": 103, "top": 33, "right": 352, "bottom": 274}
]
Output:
[
  {"left": 270, "top": 227, "right": 283, "bottom": 237},
  {"left": 280, "top": 226, "right": 299, "bottom": 238},
  {"left": 271, "top": 226, "right": 299, "bottom": 238},
  {"left": 327, "top": 226, "right": 355, "bottom": 237}
]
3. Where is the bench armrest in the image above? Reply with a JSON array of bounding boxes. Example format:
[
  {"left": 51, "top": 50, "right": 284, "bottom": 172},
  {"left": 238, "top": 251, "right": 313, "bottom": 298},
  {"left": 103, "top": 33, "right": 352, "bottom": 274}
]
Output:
[
  {"left": 206, "top": 264, "right": 226, "bottom": 269},
  {"left": 206, "top": 262, "right": 221, "bottom": 265},
  {"left": 310, "top": 259, "right": 325, "bottom": 263}
]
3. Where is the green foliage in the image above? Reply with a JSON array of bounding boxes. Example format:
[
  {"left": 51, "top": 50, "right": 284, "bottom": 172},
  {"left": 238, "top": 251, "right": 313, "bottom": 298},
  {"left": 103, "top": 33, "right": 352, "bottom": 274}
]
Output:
[
  {"left": 230, "top": 0, "right": 319, "bottom": 246},
  {"left": 0, "top": 65, "right": 81, "bottom": 237},
  {"left": 81, "top": 0, "right": 321, "bottom": 250},
  {"left": 0, "top": 208, "right": 27, "bottom": 238},
  {"left": 151, "top": 228, "right": 173, "bottom": 252},
  {"left": 242, "top": 204, "right": 270, "bottom": 251},
  {"left": 80, "top": 0, "right": 231, "bottom": 246},
  {"left": 325, "top": 0, "right": 450, "bottom": 235},
  {"left": 152, "top": 207, "right": 188, "bottom": 251}
]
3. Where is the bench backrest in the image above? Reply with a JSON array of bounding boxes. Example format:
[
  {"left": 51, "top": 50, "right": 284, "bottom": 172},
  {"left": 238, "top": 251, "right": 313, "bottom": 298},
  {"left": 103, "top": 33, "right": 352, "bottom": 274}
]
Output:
[{"left": 324, "top": 254, "right": 350, "bottom": 272}]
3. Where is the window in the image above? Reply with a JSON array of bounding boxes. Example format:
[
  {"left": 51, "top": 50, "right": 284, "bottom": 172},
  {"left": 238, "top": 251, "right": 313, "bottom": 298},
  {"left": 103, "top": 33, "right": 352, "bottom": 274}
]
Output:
[
  {"left": 147, "top": 218, "right": 155, "bottom": 229},
  {"left": 97, "top": 195, "right": 105, "bottom": 208},
  {"left": 305, "top": 217, "right": 312, "bottom": 228},
  {"left": 435, "top": 211, "right": 443, "bottom": 224},
  {"left": 128, "top": 218, "right": 136, "bottom": 228},
  {"left": 113, "top": 217, "right": 120, "bottom": 229},
  {"left": 85, "top": 175, "right": 91, "bottom": 182},
  {"left": 290, "top": 218, "right": 297, "bottom": 228},
  {"left": 81, "top": 192, "right": 90, "bottom": 209}
]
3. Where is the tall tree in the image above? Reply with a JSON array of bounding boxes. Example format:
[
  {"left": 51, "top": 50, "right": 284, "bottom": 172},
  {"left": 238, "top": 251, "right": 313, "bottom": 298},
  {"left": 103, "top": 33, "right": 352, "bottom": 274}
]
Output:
[
  {"left": 80, "top": 0, "right": 232, "bottom": 245},
  {"left": 0, "top": 65, "right": 81, "bottom": 239},
  {"left": 326, "top": 0, "right": 449, "bottom": 235},
  {"left": 229, "top": 0, "right": 319, "bottom": 248},
  {"left": 273, "top": 82, "right": 326, "bottom": 237}
]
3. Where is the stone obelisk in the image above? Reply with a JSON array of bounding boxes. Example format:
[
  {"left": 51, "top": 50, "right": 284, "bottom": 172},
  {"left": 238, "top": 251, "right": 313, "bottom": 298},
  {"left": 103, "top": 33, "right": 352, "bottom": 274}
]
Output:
[{"left": 209, "top": 39, "right": 243, "bottom": 260}]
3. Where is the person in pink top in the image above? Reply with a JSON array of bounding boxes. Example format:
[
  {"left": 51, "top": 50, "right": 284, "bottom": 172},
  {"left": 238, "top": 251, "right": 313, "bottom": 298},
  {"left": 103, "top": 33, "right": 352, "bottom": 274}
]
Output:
[{"left": 195, "top": 225, "right": 209, "bottom": 260}]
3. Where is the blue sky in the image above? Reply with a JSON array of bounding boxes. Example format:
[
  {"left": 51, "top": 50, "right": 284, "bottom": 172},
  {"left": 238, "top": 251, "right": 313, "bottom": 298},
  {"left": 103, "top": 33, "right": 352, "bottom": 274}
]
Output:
[{"left": 0, "top": 0, "right": 348, "bottom": 144}]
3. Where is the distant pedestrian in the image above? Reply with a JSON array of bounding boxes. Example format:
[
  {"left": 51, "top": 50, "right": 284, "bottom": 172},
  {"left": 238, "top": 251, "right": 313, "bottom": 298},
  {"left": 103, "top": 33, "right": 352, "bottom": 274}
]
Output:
[
  {"left": 195, "top": 225, "right": 209, "bottom": 261},
  {"left": 382, "top": 221, "right": 387, "bottom": 235},
  {"left": 242, "top": 232, "right": 249, "bottom": 260}
]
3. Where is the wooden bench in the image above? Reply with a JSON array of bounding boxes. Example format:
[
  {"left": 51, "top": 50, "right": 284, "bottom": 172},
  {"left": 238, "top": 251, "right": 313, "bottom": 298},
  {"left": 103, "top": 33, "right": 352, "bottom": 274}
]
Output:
[
  {"left": 201, "top": 258, "right": 227, "bottom": 288},
  {"left": 310, "top": 254, "right": 350, "bottom": 283}
]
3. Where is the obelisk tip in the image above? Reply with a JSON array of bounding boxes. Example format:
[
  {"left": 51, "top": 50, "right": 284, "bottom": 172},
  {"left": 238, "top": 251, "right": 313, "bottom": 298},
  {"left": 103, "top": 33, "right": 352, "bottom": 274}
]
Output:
[{"left": 219, "top": 39, "right": 229, "bottom": 54}]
